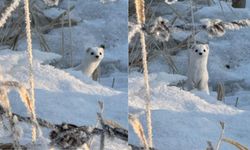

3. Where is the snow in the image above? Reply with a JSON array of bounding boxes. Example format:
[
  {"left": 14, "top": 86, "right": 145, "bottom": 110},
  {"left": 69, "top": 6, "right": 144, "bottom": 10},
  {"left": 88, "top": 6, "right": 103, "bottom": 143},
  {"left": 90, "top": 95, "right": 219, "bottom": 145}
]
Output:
[
  {"left": 129, "top": 1, "right": 250, "bottom": 150},
  {"left": 0, "top": 49, "right": 127, "bottom": 148},
  {"left": 129, "top": 73, "right": 250, "bottom": 150},
  {"left": 0, "top": 0, "right": 128, "bottom": 149},
  {"left": 17, "top": 0, "right": 128, "bottom": 71}
]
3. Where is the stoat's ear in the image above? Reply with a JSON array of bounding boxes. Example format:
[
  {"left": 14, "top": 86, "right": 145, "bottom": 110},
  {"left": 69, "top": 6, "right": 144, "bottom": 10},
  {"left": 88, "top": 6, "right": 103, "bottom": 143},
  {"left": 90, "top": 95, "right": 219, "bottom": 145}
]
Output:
[
  {"left": 99, "top": 44, "right": 105, "bottom": 50},
  {"left": 86, "top": 48, "right": 91, "bottom": 53}
]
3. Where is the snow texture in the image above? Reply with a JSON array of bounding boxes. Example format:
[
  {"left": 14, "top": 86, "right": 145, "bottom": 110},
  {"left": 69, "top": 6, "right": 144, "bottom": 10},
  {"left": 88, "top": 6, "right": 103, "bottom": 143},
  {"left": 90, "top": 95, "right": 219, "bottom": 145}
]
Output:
[
  {"left": 0, "top": 49, "right": 128, "bottom": 148},
  {"left": 129, "top": 1, "right": 250, "bottom": 150},
  {"left": 129, "top": 72, "right": 250, "bottom": 150},
  {"left": 0, "top": 0, "right": 128, "bottom": 148}
]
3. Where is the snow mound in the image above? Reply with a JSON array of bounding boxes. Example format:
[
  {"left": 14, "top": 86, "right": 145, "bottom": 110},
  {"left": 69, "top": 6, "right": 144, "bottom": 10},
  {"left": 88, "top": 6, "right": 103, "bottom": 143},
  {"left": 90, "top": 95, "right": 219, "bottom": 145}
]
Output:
[
  {"left": 129, "top": 72, "right": 250, "bottom": 150},
  {"left": 0, "top": 49, "right": 127, "bottom": 127}
]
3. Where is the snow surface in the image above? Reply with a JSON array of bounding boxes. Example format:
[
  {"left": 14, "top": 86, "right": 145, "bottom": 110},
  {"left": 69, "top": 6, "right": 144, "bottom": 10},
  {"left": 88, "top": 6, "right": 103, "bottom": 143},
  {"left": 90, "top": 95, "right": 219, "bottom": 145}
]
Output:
[
  {"left": 0, "top": 0, "right": 128, "bottom": 149},
  {"left": 0, "top": 49, "right": 128, "bottom": 148},
  {"left": 129, "top": 1, "right": 250, "bottom": 150},
  {"left": 129, "top": 72, "right": 250, "bottom": 150},
  {"left": 18, "top": 0, "right": 128, "bottom": 71}
]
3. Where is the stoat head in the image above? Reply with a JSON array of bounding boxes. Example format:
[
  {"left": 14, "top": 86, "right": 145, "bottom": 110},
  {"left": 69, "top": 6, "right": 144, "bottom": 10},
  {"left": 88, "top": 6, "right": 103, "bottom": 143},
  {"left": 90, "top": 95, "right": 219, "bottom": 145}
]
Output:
[
  {"left": 191, "top": 44, "right": 209, "bottom": 58},
  {"left": 85, "top": 44, "right": 105, "bottom": 62}
]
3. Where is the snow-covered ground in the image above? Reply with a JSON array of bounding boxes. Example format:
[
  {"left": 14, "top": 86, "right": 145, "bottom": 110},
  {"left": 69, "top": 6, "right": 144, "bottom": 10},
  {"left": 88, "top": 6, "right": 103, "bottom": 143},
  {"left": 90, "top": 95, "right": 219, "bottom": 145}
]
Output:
[
  {"left": 129, "top": 1, "right": 250, "bottom": 150},
  {"left": 0, "top": 0, "right": 128, "bottom": 149},
  {"left": 0, "top": 48, "right": 128, "bottom": 148},
  {"left": 129, "top": 73, "right": 250, "bottom": 150}
]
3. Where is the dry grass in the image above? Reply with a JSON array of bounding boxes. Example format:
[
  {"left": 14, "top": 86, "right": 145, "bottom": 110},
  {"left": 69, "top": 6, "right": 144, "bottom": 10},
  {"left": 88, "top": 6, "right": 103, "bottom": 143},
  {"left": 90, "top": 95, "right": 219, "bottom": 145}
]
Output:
[
  {"left": 222, "top": 138, "right": 248, "bottom": 150},
  {"left": 216, "top": 82, "right": 225, "bottom": 101},
  {"left": 0, "top": 83, "right": 24, "bottom": 149},
  {"left": 24, "top": 0, "right": 38, "bottom": 142},
  {"left": 0, "top": 80, "right": 41, "bottom": 144},
  {"left": 0, "top": 0, "right": 41, "bottom": 143},
  {"left": 134, "top": 0, "right": 153, "bottom": 148},
  {"left": 206, "top": 122, "right": 248, "bottom": 150},
  {"left": 215, "top": 122, "right": 224, "bottom": 150},
  {"left": 0, "top": 0, "right": 21, "bottom": 28},
  {"left": 129, "top": 114, "right": 149, "bottom": 149}
]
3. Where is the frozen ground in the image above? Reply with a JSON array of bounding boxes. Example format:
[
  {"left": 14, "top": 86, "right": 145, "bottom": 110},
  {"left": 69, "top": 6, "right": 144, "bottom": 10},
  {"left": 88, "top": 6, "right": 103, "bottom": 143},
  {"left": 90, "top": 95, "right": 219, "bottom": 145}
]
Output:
[
  {"left": 0, "top": 0, "right": 128, "bottom": 149},
  {"left": 129, "top": 1, "right": 250, "bottom": 150}
]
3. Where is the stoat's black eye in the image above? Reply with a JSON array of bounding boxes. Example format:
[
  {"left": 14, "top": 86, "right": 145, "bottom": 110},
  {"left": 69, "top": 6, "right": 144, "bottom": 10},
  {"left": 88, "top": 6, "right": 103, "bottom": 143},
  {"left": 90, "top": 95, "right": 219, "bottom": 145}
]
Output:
[
  {"left": 203, "top": 49, "right": 206, "bottom": 52},
  {"left": 195, "top": 49, "right": 198, "bottom": 52},
  {"left": 91, "top": 52, "right": 94, "bottom": 55},
  {"left": 99, "top": 52, "right": 102, "bottom": 55}
]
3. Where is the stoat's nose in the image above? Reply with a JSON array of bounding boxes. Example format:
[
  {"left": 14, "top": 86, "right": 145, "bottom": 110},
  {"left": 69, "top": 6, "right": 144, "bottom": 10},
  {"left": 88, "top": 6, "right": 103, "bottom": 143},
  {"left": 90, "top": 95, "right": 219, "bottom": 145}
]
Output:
[
  {"left": 96, "top": 55, "right": 99, "bottom": 58},
  {"left": 199, "top": 52, "right": 202, "bottom": 55}
]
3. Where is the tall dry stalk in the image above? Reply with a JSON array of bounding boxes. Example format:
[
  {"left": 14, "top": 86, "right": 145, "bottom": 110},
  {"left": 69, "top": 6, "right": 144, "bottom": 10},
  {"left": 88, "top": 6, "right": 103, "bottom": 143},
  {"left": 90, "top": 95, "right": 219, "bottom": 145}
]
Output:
[
  {"left": 0, "top": 0, "right": 42, "bottom": 144},
  {"left": 0, "top": 0, "right": 21, "bottom": 28},
  {"left": 61, "top": 14, "right": 65, "bottom": 58},
  {"left": 134, "top": 0, "right": 153, "bottom": 148},
  {"left": 0, "top": 0, "right": 40, "bottom": 143},
  {"left": 68, "top": 0, "right": 73, "bottom": 67},
  {"left": 190, "top": 0, "right": 196, "bottom": 45},
  {"left": 24, "top": 0, "right": 39, "bottom": 142}
]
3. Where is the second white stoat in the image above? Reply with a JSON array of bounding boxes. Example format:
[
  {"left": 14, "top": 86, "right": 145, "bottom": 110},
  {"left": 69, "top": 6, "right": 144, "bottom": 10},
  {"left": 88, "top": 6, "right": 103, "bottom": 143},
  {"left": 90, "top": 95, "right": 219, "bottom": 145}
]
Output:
[{"left": 186, "top": 44, "right": 210, "bottom": 94}]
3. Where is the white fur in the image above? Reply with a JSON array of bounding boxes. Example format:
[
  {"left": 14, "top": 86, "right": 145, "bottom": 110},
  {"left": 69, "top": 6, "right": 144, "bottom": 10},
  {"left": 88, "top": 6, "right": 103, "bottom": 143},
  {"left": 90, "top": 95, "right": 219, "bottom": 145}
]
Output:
[
  {"left": 75, "top": 46, "right": 104, "bottom": 77},
  {"left": 186, "top": 44, "right": 210, "bottom": 94}
]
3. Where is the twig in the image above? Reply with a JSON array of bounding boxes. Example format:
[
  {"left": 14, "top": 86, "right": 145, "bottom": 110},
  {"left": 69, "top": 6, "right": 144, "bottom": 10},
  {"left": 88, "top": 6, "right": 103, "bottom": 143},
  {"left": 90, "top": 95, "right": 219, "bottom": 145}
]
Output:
[
  {"left": 235, "top": 97, "right": 239, "bottom": 107},
  {"left": 215, "top": 122, "right": 225, "bottom": 150}
]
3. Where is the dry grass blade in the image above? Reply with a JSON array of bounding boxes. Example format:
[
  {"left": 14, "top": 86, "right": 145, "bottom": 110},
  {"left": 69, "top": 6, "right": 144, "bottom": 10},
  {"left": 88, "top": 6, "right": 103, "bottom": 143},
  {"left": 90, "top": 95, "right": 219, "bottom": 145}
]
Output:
[
  {"left": 140, "top": 29, "right": 153, "bottom": 148},
  {"left": 235, "top": 97, "right": 239, "bottom": 107},
  {"left": 0, "top": 88, "right": 20, "bottom": 149},
  {"left": 97, "top": 113, "right": 105, "bottom": 150},
  {"left": 0, "top": 80, "right": 40, "bottom": 143},
  {"left": 222, "top": 138, "right": 248, "bottom": 150},
  {"left": 190, "top": 0, "right": 196, "bottom": 45},
  {"left": 24, "top": 0, "right": 38, "bottom": 142},
  {"left": 0, "top": 0, "right": 21, "bottom": 28},
  {"left": 67, "top": 1, "right": 73, "bottom": 67},
  {"left": 18, "top": 86, "right": 35, "bottom": 116},
  {"left": 86, "top": 101, "right": 104, "bottom": 149},
  {"left": 129, "top": 114, "right": 149, "bottom": 150},
  {"left": 31, "top": 8, "right": 51, "bottom": 52},
  {"left": 0, "top": 88, "right": 12, "bottom": 116},
  {"left": 135, "top": 0, "right": 153, "bottom": 147},
  {"left": 216, "top": 82, "right": 225, "bottom": 101},
  {"left": 135, "top": 0, "right": 145, "bottom": 25},
  {"left": 97, "top": 101, "right": 105, "bottom": 150},
  {"left": 61, "top": 14, "right": 65, "bottom": 58},
  {"left": 162, "top": 50, "right": 178, "bottom": 73},
  {"left": 215, "top": 121, "right": 225, "bottom": 150}
]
